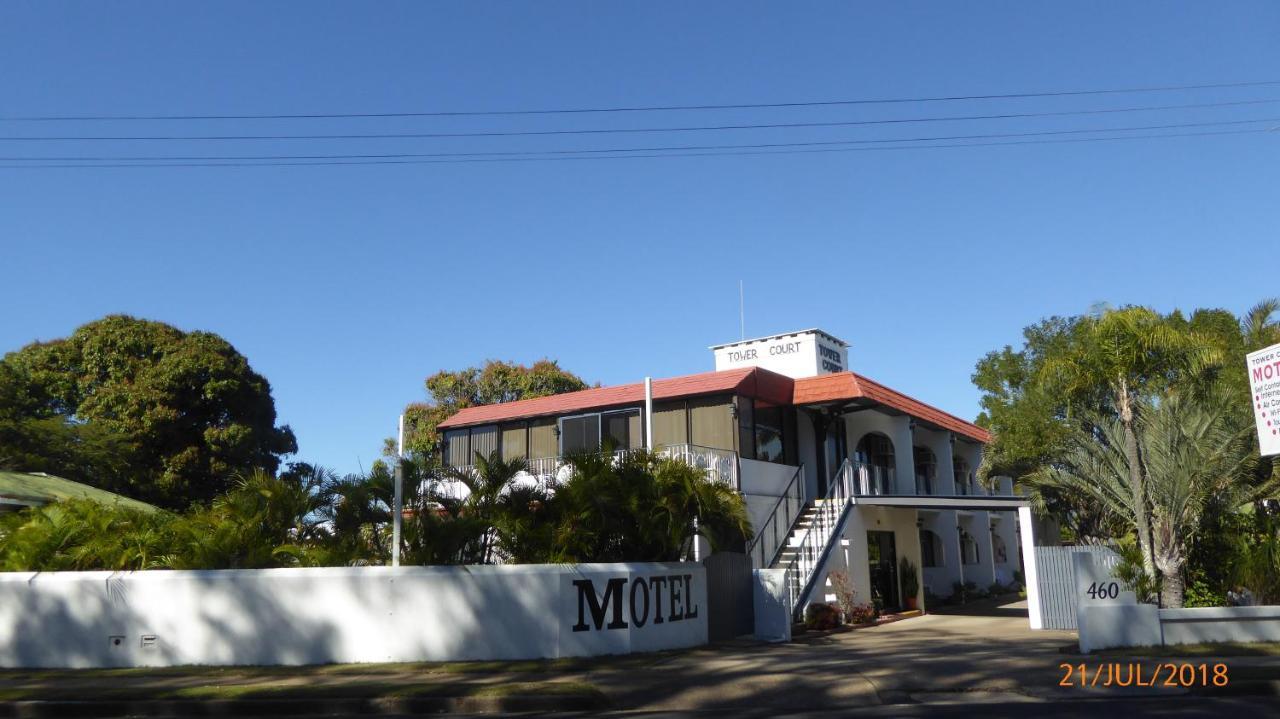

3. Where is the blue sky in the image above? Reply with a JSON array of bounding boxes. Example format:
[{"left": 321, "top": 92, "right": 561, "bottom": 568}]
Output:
[{"left": 2, "top": 2, "right": 1278, "bottom": 475}]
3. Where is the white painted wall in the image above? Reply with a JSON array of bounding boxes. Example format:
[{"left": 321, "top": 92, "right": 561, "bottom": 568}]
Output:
[
  {"left": 795, "top": 412, "right": 819, "bottom": 499},
  {"left": 990, "top": 511, "right": 1019, "bottom": 584},
  {"left": 740, "top": 459, "right": 803, "bottom": 539},
  {"left": 959, "top": 511, "right": 997, "bottom": 587},
  {"left": 712, "top": 330, "right": 848, "bottom": 378},
  {"left": 812, "top": 506, "right": 921, "bottom": 612},
  {"left": 911, "top": 427, "right": 952, "bottom": 495},
  {"left": 921, "top": 510, "right": 964, "bottom": 596},
  {"left": 0, "top": 563, "right": 708, "bottom": 669},
  {"left": 843, "top": 412, "right": 914, "bottom": 494}
]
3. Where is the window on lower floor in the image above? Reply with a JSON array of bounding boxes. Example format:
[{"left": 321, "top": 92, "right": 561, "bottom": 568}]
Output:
[
  {"left": 960, "top": 529, "right": 980, "bottom": 565},
  {"left": 920, "top": 529, "right": 942, "bottom": 568},
  {"left": 993, "top": 533, "right": 1008, "bottom": 564}
]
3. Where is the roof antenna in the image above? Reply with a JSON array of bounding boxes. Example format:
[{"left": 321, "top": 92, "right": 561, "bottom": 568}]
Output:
[{"left": 739, "top": 280, "right": 746, "bottom": 341}]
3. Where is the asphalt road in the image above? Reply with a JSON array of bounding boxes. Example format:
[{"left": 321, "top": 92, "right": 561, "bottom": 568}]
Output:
[{"left": 232, "top": 697, "right": 1280, "bottom": 718}]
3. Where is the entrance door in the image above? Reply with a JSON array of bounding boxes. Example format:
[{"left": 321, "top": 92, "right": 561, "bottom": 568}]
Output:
[{"left": 867, "top": 531, "right": 900, "bottom": 611}]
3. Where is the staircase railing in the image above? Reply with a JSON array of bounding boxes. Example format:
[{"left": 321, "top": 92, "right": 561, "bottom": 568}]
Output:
[
  {"left": 782, "top": 459, "right": 858, "bottom": 621},
  {"left": 743, "top": 464, "right": 805, "bottom": 569}
]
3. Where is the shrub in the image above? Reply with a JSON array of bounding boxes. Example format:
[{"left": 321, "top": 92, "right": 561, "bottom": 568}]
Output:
[
  {"left": 1183, "top": 579, "right": 1226, "bottom": 608},
  {"left": 988, "top": 582, "right": 1007, "bottom": 596},
  {"left": 899, "top": 557, "right": 919, "bottom": 601},
  {"left": 845, "top": 603, "right": 878, "bottom": 625},
  {"left": 948, "top": 580, "right": 983, "bottom": 604},
  {"left": 826, "top": 570, "right": 858, "bottom": 620},
  {"left": 803, "top": 602, "right": 843, "bottom": 630}
]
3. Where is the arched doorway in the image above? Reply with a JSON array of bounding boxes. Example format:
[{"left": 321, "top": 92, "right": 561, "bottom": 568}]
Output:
[
  {"left": 854, "top": 432, "right": 895, "bottom": 494},
  {"left": 913, "top": 446, "right": 937, "bottom": 495},
  {"left": 953, "top": 457, "right": 972, "bottom": 495}
]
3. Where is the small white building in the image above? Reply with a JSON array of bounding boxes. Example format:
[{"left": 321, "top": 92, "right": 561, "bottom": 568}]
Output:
[{"left": 438, "top": 329, "right": 1039, "bottom": 621}]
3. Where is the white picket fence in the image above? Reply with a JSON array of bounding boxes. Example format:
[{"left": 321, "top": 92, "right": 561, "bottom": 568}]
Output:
[{"left": 1034, "top": 546, "right": 1120, "bottom": 630}]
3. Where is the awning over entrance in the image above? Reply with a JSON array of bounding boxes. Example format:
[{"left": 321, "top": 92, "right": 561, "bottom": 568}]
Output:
[{"left": 849, "top": 494, "right": 1030, "bottom": 511}]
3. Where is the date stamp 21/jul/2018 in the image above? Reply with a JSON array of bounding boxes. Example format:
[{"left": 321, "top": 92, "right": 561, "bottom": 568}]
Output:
[{"left": 1059, "top": 662, "right": 1229, "bottom": 688}]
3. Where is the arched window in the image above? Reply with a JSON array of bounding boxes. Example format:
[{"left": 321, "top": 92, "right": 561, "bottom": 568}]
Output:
[
  {"left": 919, "top": 529, "right": 943, "bottom": 568},
  {"left": 913, "top": 446, "right": 936, "bottom": 495},
  {"left": 992, "top": 533, "right": 1008, "bottom": 564},
  {"left": 959, "top": 529, "right": 980, "bottom": 565},
  {"left": 855, "top": 433, "right": 895, "bottom": 494},
  {"left": 953, "top": 457, "right": 972, "bottom": 495}
]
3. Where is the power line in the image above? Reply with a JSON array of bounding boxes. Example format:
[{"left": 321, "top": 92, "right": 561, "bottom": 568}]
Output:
[
  {"left": 1, "top": 127, "right": 1272, "bottom": 169},
  {"left": 3, "top": 79, "right": 1279, "bottom": 121},
  {"left": 1, "top": 117, "right": 1275, "bottom": 162},
  {"left": 0, "top": 98, "right": 1277, "bottom": 142}
]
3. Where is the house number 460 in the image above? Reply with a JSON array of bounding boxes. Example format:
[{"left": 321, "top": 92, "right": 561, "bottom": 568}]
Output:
[{"left": 1086, "top": 581, "right": 1120, "bottom": 600}]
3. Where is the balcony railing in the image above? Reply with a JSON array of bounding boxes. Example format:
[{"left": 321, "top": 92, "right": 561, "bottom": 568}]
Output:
[
  {"left": 449, "top": 443, "right": 739, "bottom": 493},
  {"left": 744, "top": 463, "right": 805, "bottom": 569},
  {"left": 660, "top": 444, "right": 739, "bottom": 489},
  {"left": 852, "top": 462, "right": 895, "bottom": 496}
]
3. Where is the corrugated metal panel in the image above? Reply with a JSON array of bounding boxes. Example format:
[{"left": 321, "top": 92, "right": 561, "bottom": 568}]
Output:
[{"left": 1035, "top": 546, "right": 1120, "bottom": 630}]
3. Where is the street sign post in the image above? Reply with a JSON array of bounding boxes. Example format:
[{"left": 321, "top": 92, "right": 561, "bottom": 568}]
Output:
[{"left": 1246, "top": 342, "right": 1280, "bottom": 457}]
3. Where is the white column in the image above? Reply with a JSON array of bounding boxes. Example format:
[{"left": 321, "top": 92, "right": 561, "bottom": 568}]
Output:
[
  {"left": 1018, "top": 505, "right": 1043, "bottom": 630},
  {"left": 979, "top": 511, "right": 997, "bottom": 586},
  {"left": 644, "top": 377, "right": 654, "bottom": 450},
  {"left": 393, "top": 414, "right": 404, "bottom": 568}
]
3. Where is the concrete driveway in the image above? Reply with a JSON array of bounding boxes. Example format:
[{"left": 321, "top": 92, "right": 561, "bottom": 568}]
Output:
[{"left": 589, "top": 599, "right": 1265, "bottom": 711}]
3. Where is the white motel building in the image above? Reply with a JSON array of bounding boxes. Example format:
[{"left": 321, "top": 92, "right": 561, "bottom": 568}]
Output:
[{"left": 438, "top": 329, "right": 1042, "bottom": 621}]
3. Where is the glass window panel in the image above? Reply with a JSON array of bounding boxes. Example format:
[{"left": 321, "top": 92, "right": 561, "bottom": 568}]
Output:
[
  {"left": 754, "top": 406, "right": 785, "bottom": 463},
  {"left": 561, "top": 415, "right": 600, "bottom": 455},
  {"left": 602, "top": 410, "right": 637, "bottom": 451}
]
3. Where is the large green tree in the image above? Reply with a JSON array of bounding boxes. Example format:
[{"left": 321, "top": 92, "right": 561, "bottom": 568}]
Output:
[
  {"left": 392, "top": 359, "right": 589, "bottom": 463},
  {"left": 1032, "top": 393, "right": 1270, "bottom": 607},
  {"left": 0, "top": 315, "right": 296, "bottom": 508},
  {"left": 975, "top": 301, "right": 1280, "bottom": 599}
]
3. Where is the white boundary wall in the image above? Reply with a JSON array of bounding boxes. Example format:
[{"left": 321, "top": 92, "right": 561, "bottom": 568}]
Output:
[
  {"left": 0, "top": 563, "right": 707, "bottom": 668},
  {"left": 1033, "top": 545, "right": 1120, "bottom": 630}
]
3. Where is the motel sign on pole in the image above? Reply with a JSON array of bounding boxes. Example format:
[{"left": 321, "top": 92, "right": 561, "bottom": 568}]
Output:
[{"left": 1247, "top": 342, "right": 1280, "bottom": 457}]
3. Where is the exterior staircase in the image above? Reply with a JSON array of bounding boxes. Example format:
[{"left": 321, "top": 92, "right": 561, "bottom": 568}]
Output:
[
  {"left": 747, "top": 461, "right": 860, "bottom": 621},
  {"left": 774, "top": 499, "right": 829, "bottom": 570}
]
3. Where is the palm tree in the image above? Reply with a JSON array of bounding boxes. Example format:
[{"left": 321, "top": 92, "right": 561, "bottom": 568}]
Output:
[
  {"left": 550, "top": 448, "right": 751, "bottom": 563},
  {"left": 1031, "top": 391, "right": 1272, "bottom": 606},
  {"left": 1039, "top": 307, "right": 1222, "bottom": 576},
  {"left": 436, "top": 450, "right": 529, "bottom": 563}
]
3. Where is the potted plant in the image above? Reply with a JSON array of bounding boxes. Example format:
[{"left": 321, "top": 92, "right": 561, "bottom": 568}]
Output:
[{"left": 899, "top": 557, "right": 920, "bottom": 610}]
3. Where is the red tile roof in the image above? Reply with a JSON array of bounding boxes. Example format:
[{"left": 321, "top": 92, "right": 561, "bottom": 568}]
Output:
[
  {"left": 436, "top": 367, "right": 794, "bottom": 429},
  {"left": 792, "top": 372, "right": 991, "bottom": 443},
  {"left": 437, "top": 365, "right": 989, "bottom": 443}
]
